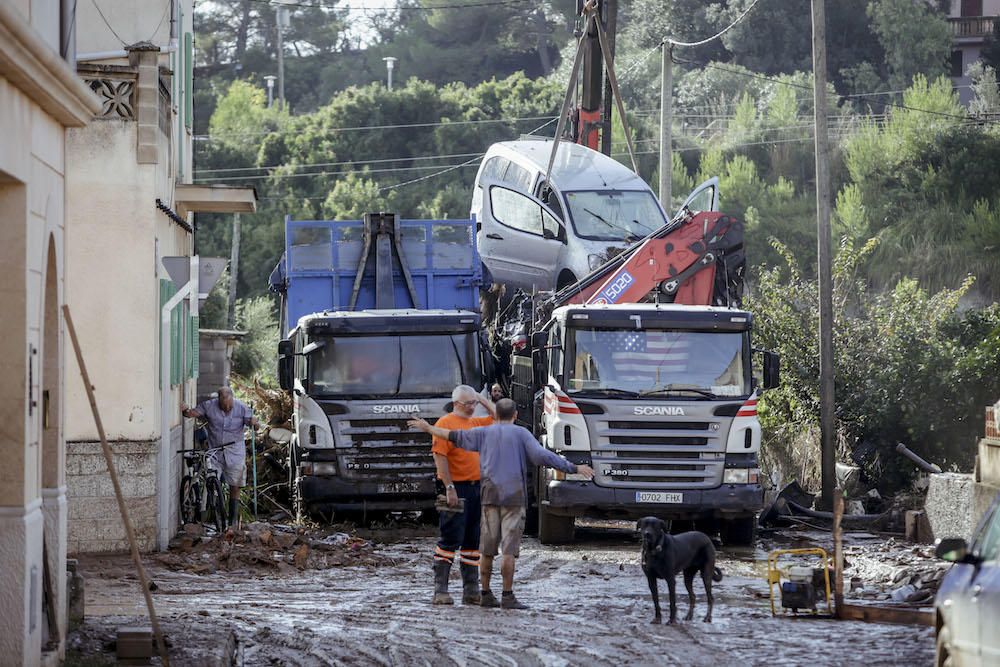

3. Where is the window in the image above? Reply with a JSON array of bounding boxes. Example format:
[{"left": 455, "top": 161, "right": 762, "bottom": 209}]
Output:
[
  {"left": 564, "top": 190, "right": 666, "bottom": 242},
  {"left": 481, "top": 157, "right": 510, "bottom": 183},
  {"left": 490, "top": 186, "right": 543, "bottom": 236},
  {"left": 961, "top": 0, "right": 982, "bottom": 17},
  {"left": 503, "top": 162, "right": 533, "bottom": 191},
  {"left": 535, "top": 180, "right": 565, "bottom": 221},
  {"left": 973, "top": 503, "right": 1000, "bottom": 562},
  {"left": 542, "top": 210, "right": 562, "bottom": 240},
  {"left": 950, "top": 50, "right": 964, "bottom": 78},
  {"left": 548, "top": 325, "right": 563, "bottom": 383}
]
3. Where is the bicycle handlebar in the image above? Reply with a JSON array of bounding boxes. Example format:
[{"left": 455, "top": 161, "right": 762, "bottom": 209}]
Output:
[{"left": 177, "top": 445, "right": 227, "bottom": 454}]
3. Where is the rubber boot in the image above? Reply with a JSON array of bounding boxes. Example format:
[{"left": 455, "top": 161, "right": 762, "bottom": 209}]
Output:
[
  {"left": 432, "top": 561, "right": 454, "bottom": 605},
  {"left": 460, "top": 563, "right": 481, "bottom": 605},
  {"left": 228, "top": 496, "right": 239, "bottom": 529}
]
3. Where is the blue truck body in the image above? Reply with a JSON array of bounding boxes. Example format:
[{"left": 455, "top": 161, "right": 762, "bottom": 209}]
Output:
[{"left": 280, "top": 216, "right": 481, "bottom": 334}]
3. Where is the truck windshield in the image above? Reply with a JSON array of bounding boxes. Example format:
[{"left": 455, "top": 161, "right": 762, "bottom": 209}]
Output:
[
  {"left": 564, "top": 190, "right": 666, "bottom": 242},
  {"left": 307, "top": 333, "right": 481, "bottom": 397},
  {"left": 565, "top": 328, "right": 750, "bottom": 398}
]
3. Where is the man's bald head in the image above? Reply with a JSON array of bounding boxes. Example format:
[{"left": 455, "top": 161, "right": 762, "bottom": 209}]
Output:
[{"left": 496, "top": 398, "right": 517, "bottom": 422}]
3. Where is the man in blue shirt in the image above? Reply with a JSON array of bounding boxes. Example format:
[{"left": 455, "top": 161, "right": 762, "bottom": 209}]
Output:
[
  {"left": 409, "top": 398, "right": 594, "bottom": 609},
  {"left": 182, "top": 387, "right": 258, "bottom": 528}
]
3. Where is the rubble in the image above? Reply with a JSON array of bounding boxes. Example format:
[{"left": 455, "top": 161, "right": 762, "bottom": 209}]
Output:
[
  {"left": 155, "top": 522, "right": 395, "bottom": 575},
  {"left": 841, "top": 536, "right": 948, "bottom": 605}
]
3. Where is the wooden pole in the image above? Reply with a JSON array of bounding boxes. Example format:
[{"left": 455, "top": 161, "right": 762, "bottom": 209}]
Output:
[
  {"left": 659, "top": 42, "right": 673, "bottom": 209},
  {"left": 227, "top": 212, "right": 241, "bottom": 330},
  {"left": 833, "top": 488, "right": 844, "bottom": 617},
  {"left": 812, "top": 0, "right": 836, "bottom": 510},
  {"left": 63, "top": 306, "right": 170, "bottom": 666}
]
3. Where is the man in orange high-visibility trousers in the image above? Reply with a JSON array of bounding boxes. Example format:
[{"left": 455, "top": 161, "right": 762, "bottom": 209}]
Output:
[{"left": 430, "top": 385, "right": 495, "bottom": 605}]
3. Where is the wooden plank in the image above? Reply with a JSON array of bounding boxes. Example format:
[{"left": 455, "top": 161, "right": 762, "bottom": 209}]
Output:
[
  {"left": 837, "top": 603, "right": 934, "bottom": 627},
  {"left": 63, "top": 306, "right": 171, "bottom": 666}
]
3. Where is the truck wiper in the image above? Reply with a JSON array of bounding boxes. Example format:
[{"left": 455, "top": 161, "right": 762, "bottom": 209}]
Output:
[
  {"left": 639, "top": 386, "right": 718, "bottom": 399},
  {"left": 571, "top": 387, "right": 640, "bottom": 398}
]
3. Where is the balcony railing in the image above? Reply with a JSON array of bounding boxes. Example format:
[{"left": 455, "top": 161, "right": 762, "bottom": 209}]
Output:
[{"left": 950, "top": 16, "right": 997, "bottom": 39}]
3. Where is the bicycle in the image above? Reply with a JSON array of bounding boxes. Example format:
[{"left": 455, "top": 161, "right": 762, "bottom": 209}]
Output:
[{"left": 178, "top": 445, "right": 228, "bottom": 534}]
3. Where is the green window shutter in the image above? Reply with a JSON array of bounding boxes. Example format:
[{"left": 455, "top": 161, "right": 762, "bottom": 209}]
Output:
[
  {"left": 184, "top": 32, "right": 193, "bottom": 129},
  {"left": 190, "top": 315, "right": 199, "bottom": 379},
  {"left": 170, "top": 300, "right": 181, "bottom": 385},
  {"left": 159, "top": 279, "right": 178, "bottom": 386}
]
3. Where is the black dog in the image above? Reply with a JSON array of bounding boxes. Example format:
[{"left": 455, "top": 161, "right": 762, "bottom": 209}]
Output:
[{"left": 637, "top": 517, "right": 723, "bottom": 624}]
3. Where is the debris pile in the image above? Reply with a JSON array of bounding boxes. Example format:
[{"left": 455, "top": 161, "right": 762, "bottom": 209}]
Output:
[
  {"left": 233, "top": 378, "right": 296, "bottom": 516},
  {"left": 156, "top": 522, "right": 395, "bottom": 575},
  {"left": 843, "top": 538, "right": 949, "bottom": 605}
]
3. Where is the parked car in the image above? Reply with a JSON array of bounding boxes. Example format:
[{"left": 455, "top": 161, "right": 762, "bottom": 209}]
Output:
[
  {"left": 934, "top": 490, "right": 1000, "bottom": 666},
  {"left": 471, "top": 138, "right": 718, "bottom": 292}
]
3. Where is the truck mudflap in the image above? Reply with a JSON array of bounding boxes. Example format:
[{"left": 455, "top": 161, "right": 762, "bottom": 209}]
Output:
[
  {"left": 542, "top": 481, "right": 763, "bottom": 520},
  {"left": 299, "top": 475, "right": 436, "bottom": 512}
]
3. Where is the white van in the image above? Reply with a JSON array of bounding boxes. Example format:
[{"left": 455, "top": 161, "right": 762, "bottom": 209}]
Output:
[{"left": 471, "top": 139, "right": 719, "bottom": 291}]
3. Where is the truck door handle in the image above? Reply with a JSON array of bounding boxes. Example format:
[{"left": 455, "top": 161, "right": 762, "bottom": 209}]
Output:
[{"left": 486, "top": 233, "right": 504, "bottom": 240}]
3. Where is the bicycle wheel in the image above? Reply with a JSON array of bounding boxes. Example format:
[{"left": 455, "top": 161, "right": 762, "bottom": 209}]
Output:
[
  {"left": 179, "top": 475, "right": 196, "bottom": 525},
  {"left": 206, "top": 476, "right": 227, "bottom": 534}
]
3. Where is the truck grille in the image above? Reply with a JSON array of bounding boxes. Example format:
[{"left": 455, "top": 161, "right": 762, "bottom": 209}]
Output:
[
  {"left": 592, "top": 417, "right": 724, "bottom": 489},
  {"left": 335, "top": 417, "right": 436, "bottom": 482}
]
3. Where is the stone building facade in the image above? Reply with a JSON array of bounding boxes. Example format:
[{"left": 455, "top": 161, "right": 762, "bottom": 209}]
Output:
[{"left": 0, "top": 2, "right": 99, "bottom": 664}]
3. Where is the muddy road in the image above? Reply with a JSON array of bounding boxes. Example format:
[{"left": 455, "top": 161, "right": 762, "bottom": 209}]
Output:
[{"left": 78, "top": 523, "right": 934, "bottom": 666}]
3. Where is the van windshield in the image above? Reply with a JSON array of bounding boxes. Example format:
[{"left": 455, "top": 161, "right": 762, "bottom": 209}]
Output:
[{"left": 564, "top": 190, "right": 666, "bottom": 242}]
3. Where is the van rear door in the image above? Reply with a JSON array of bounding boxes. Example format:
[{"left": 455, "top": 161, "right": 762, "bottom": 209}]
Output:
[{"left": 675, "top": 177, "right": 720, "bottom": 217}]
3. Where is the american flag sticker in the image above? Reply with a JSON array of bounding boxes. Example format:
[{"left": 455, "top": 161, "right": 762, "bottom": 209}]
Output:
[{"left": 608, "top": 332, "right": 690, "bottom": 383}]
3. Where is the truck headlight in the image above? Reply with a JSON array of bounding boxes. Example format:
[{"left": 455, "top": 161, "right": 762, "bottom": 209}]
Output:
[
  {"left": 724, "top": 468, "right": 760, "bottom": 484},
  {"left": 588, "top": 254, "right": 606, "bottom": 270},
  {"left": 301, "top": 462, "right": 337, "bottom": 476}
]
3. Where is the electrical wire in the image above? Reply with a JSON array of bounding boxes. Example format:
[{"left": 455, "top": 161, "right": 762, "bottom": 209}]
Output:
[
  {"left": 194, "top": 151, "right": 485, "bottom": 175},
  {"left": 663, "top": 0, "right": 763, "bottom": 47},
  {"left": 91, "top": 0, "right": 126, "bottom": 45},
  {"left": 244, "top": 0, "right": 532, "bottom": 11}
]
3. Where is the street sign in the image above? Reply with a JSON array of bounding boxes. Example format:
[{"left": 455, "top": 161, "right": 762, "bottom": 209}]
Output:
[{"left": 161, "top": 256, "right": 228, "bottom": 300}]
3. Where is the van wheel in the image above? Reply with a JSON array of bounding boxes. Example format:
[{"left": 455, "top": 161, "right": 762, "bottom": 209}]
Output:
[
  {"left": 556, "top": 271, "right": 578, "bottom": 292},
  {"left": 720, "top": 517, "right": 756, "bottom": 547},
  {"left": 538, "top": 506, "right": 575, "bottom": 544}
]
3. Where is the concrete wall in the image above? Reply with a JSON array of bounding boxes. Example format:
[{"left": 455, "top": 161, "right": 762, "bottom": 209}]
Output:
[
  {"left": 65, "top": 441, "right": 159, "bottom": 553},
  {"left": 198, "top": 332, "right": 241, "bottom": 403},
  {"left": 925, "top": 472, "right": 1000, "bottom": 543}
]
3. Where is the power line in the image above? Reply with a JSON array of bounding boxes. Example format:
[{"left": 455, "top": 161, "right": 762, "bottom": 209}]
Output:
[
  {"left": 193, "top": 114, "right": 561, "bottom": 141},
  {"left": 243, "top": 0, "right": 531, "bottom": 11},
  {"left": 674, "top": 56, "right": 991, "bottom": 124},
  {"left": 663, "top": 0, "right": 763, "bottom": 47},
  {"left": 194, "top": 151, "right": 485, "bottom": 175},
  {"left": 194, "top": 160, "right": 481, "bottom": 183}
]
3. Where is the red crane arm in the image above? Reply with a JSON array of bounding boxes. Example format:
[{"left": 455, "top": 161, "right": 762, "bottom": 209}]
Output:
[{"left": 560, "top": 211, "right": 744, "bottom": 307}]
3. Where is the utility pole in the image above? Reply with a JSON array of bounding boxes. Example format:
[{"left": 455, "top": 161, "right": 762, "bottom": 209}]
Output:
[
  {"left": 811, "top": 0, "right": 836, "bottom": 509},
  {"left": 227, "top": 213, "right": 241, "bottom": 330},
  {"left": 276, "top": 2, "right": 289, "bottom": 107},
  {"left": 659, "top": 42, "right": 673, "bottom": 209},
  {"left": 599, "top": 0, "right": 617, "bottom": 156}
]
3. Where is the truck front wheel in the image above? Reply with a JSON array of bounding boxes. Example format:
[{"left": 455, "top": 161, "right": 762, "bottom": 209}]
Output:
[
  {"left": 719, "top": 516, "right": 757, "bottom": 547},
  {"left": 538, "top": 506, "right": 575, "bottom": 544}
]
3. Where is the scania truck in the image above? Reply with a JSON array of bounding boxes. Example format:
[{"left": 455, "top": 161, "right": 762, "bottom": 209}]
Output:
[{"left": 271, "top": 213, "right": 489, "bottom": 519}]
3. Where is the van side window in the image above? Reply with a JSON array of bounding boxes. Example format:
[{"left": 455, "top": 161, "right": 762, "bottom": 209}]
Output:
[
  {"left": 481, "top": 156, "right": 509, "bottom": 183},
  {"left": 504, "top": 162, "right": 533, "bottom": 191}
]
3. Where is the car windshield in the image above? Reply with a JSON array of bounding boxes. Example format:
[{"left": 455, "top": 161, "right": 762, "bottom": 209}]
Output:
[
  {"left": 308, "top": 333, "right": 481, "bottom": 397},
  {"left": 564, "top": 190, "right": 666, "bottom": 242},
  {"left": 565, "top": 328, "right": 750, "bottom": 398}
]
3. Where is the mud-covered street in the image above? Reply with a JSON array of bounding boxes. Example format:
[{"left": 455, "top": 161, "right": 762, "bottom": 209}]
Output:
[{"left": 73, "top": 522, "right": 935, "bottom": 666}]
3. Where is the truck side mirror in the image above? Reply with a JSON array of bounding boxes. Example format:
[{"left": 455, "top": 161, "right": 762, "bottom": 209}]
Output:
[
  {"left": 763, "top": 351, "right": 780, "bottom": 390},
  {"left": 278, "top": 339, "right": 294, "bottom": 391}
]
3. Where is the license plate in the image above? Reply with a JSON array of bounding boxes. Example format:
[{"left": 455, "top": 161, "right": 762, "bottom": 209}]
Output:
[
  {"left": 378, "top": 482, "right": 422, "bottom": 494},
  {"left": 636, "top": 491, "right": 683, "bottom": 504}
]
